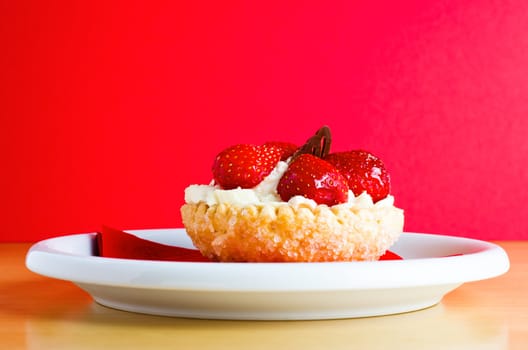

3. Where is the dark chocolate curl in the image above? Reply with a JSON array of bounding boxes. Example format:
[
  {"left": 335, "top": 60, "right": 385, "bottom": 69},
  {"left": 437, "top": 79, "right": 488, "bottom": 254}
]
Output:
[{"left": 291, "top": 125, "right": 332, "bottom": 160}]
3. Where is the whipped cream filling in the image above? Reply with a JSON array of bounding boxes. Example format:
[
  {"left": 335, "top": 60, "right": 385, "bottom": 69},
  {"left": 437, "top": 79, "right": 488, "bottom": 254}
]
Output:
[{"left": 184, "top": 161, "right": 395, "bottom": 209}]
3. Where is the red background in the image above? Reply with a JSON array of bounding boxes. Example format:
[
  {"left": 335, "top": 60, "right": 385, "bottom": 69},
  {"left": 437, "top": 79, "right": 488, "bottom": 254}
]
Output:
[{"left": 2, "top": 0, "right": 528, "bottom": 242}]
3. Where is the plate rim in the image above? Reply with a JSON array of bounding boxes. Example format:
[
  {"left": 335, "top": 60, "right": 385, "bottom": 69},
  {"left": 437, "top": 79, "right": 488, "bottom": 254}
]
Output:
[{"left": 25, "top": 229, "right": 510, "bottom": 292}]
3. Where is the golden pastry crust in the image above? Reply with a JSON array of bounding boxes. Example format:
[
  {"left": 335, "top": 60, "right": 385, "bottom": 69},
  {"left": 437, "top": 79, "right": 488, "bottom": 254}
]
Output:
[{"left": 181, "top": 202, "right": 404, "bottom": 262}]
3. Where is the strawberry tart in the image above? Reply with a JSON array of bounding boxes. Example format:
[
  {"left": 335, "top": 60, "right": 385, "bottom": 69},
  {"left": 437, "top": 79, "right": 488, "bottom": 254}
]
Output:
[{"left": 181, "top": 126, "right": 404, "bottom": 262}]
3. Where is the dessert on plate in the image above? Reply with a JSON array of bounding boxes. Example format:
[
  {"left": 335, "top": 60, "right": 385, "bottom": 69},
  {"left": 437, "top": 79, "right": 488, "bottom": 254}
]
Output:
[{"left": 181, "top": 126, "right": 404, "bottom": 262}]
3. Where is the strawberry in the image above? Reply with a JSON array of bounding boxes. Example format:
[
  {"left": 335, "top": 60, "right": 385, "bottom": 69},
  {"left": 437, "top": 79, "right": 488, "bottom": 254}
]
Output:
[
  {"left": 325, "top": 150, "right": 390, "bottom": 202},
  {"left": 277, "top": 153, "right": 349, "bottom": 206},
  {"left": 212, "top": 143, "right": 283, "bottom": 189},
  {"left": 263, "top": 141, "right": 298, "bottom": 161}
]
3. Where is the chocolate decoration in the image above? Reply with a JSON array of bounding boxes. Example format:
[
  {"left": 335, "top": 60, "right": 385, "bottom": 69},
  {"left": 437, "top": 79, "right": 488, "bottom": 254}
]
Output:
[{"left": 291, "top": 125, "right": 332, "bottom": 160}]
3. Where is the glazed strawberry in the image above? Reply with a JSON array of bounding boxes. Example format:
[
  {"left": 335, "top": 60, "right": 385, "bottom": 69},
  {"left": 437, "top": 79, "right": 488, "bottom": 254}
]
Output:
[
  {"left": 263, "top": 141, "right": 298, "bottom": 161},
  {"left": 325, "top": 150, "right": 390, "bottom": 202},
  {"left": 212, "top": 144, "right": 282, "bottom": 189},
  {"left": 277, "top": 153, "right": 349, "bottom": 206}
]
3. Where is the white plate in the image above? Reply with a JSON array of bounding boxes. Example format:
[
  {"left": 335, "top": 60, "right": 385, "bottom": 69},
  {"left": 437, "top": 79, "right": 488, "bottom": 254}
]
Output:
[{"left": 26, "top": 229, "right": 509, "bottom": 320}]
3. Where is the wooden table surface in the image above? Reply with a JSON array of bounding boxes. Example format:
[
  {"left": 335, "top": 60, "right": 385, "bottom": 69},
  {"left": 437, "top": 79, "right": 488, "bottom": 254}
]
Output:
[{"left": 1, "top": 241, "right": 526, "bottom": 349}]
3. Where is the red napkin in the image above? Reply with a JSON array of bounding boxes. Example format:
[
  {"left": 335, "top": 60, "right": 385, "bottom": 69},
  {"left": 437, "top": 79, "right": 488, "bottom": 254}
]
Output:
[
  {"left": 96, "top": 225, "right": 210, "bottom": 262},
  {"left": 379, "top": 250, "right": 402, "bottom": 260},
  {"left": 96, "top": 226, "right": 402, "bottom": 262}
]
